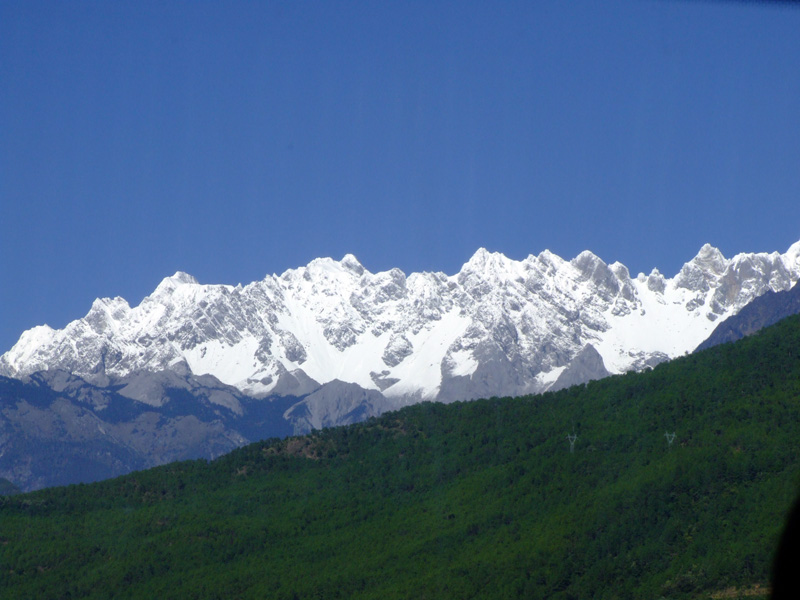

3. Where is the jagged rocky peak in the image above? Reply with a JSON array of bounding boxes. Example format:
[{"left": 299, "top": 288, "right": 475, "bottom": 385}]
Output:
[
  {"left": 571, "top": 249, "right": 604, "bottom": 272},
  {"left": 3, "top": 240, "right": 800, "bottom": 406},
  {"left": 572, "top": 251, "right": 621, "bottom": 287},
  {"left": 340, "top": 253, "right": 365, "bottom": 275},
  {"left": 608, "top": 262, "right": 637, "bottom": 304},
  {"left": 536, "top": 248, "right": 566, "bottom": 268},
  {"left": 706, "top": 250, "right": 796, "bottom": 314},
  {"left": 153, "top": 271, "right": 200, "bottom": 295},
  {"left": 518, "top": 250, "right": 565, "bottom": 286},
  {"left": 695, "top": 243, "right": 727, "bottom": 270},
  {"left": 640, "top": 268, "right": 666, "bottom": 294},
  {"left": 172, "top": 271, "right": 200, "bottom": 285},
  {"left": 732, "top": 252, "right": 789, "bottom": 287},
  {"left": 362, "top": 267, "right": 407, "bottom": 304},
  {"left": 457, "top": 248, "right": 525, "bottom": 302},
  {"left": 609, "top": 262, "right": 631, "bottom": 282},
  {"left": 84, "top": 297, "right": 131, "bottom": 334},
  {"left": 459, "top": 248, "right": 520, "bottom": 277},
  {"left": 462, "top": 247, "right": 492, "bottom": 268},
  {"left": 570, "top": 250, "right": 629, "bottom": 302},
  {"left": 306, "top": 254, "right": 365, "bottom": 278},
  {"left": 675, "top": 244, "right": 728, "bottom": 292},
  {"left": 89, "top": 296, "right": 131, "bottom": 312},
  {"left": 457, "top": 249, "right": 499, "bottom": 298}
]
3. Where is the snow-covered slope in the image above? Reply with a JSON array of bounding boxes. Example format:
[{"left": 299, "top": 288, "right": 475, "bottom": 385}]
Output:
[{"left": 3, "top": 241, "right": 800, "bottom": 402}]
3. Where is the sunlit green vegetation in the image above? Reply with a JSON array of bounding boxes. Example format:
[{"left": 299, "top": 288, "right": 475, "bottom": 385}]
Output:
[{"left": 3, "top": 315, "right": 800, "bottom": 599}]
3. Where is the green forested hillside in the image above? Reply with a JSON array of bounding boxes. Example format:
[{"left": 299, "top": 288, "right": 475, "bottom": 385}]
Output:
[{"left": 3, "top": 316, "right": 800, "bottom": 599}]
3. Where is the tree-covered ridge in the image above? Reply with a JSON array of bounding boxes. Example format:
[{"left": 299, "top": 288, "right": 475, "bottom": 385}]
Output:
[{"left": 3, "top": 315, "right": 800, "bottom": 599}]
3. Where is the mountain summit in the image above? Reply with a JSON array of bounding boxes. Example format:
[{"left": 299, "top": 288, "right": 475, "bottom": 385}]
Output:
[{"left": 2, "top": 242, "right": 799, "bottom": 404}]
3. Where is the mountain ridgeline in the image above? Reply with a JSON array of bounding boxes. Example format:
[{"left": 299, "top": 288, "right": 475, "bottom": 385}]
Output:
[
  {"left": 3, "top": 312, "right": 800, "bottom": 599},
  {"left": 1, "top": 241, "right": 798, "bottom": 460},
  {"left": 3, "top": 242, "right": 800, "bottom": 404}
]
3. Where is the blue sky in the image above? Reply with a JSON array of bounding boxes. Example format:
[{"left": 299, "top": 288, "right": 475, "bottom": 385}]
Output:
[{"left": 1, "top": 0, "right": 799, "bottom": 353}]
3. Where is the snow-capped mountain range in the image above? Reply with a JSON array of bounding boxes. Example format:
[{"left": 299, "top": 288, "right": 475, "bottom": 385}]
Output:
[{"left": 3, "top": 241, "right": 800, "bottom": 405}]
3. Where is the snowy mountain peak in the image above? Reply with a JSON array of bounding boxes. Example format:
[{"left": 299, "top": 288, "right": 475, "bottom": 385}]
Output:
[
  {"left": 86, "top": 297, "right": 132, "bottom": 333},
  {"left": 696, "top": 242, "right": 724, "bottom": 258},
  {"left": 340, "top": 253, "right": 365, "bottom": 275},
  {"left": 153, "top": 271, "right": 200, "bottom": 296},
  {"left": 674, "top": 245, "right": 728, "bottom": 292},
  {"left": 687, "top": 244, "right": 724, "bottom": 273},
  {"left": 285, "top": 254, "right": 367, "bottom": 283},
  {"left": 695, "top": 244, "right": 727, "bottom": 272},
  {"left": 89, "top": 296, "right": 131, "bottom": 311},
  {"left": 2, "top": 241, "right": 799, "bottom": 405},
  {"left": 572, "top": 249, "right": 603, "bottom": 266},
  {"left": 461, "top": 247, "right": 510, "bottom": 272},
  {"left": 784, "top": 240, "right": 800, "bottom": 269},
  {"left": 534, "top": 249, "right": 567, "bottom": 273},
  {"left": 609, "top": 262, "right": 631, "bottom": 281}
]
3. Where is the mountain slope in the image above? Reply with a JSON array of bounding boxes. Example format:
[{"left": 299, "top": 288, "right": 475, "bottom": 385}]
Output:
[
  {"left": 3, "top": 241, "right": 799, "bottom": 404},
  {"left": 0, "top": 370, "right": 297, "bottom": 491},
  {"left": 1, "top": 366, "right": 403, "bottom": 491},
  {"left": 696, "top": 280, "right": 800, "bottom": 351},
  {"left": 3, "top": 314, "right": 800, "bottom": 599}
]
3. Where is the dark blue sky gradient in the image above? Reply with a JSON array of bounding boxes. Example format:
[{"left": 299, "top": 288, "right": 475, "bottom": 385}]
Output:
[{"left": 2, "top": 1, "right": 799, "bottom": 352}]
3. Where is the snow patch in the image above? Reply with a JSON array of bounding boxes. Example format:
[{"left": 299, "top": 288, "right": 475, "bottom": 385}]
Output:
[
  {"left": 448, "top": 349, "right": 479, "bottom": 378},
  {"left": 537, "top": 366, "right": 566, "bottom": 390},
  {"left": 383, "top": 310, "right": 472, "bottom": 400}
]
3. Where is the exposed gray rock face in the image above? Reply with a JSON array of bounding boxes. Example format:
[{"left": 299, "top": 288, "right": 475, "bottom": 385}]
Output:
[
  {"left": 283, "top": 380, "right": 397, "bottom": 434},
  {"left": 438, "top": 339, "right": 533, "bottom": 402},
  {"left": 370, "top": 370, "right": 399, "bottom": 391},
  {"left": 646, "top": 269, "right": 667, "bottom": 294},
  {"left": 675, "top": 244, "right": 728, "bottom": 293},
  {"left": 550, "top": 345, "right": 611, "bottom": 392},
  {"left": 111, "top": 369, "right": 244, "bottom": 414},
  {"left": 626, "top": 352, "right": 670, "bottom": 372},
  {"left": 267, "top": 369, "right": 320, "bottom": 398},
  {"left": 382, "top": 334, "right": 413, "bottom": 367},
  {"left": 2, "top": 242, "right": 799, "bottom": 405}
]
